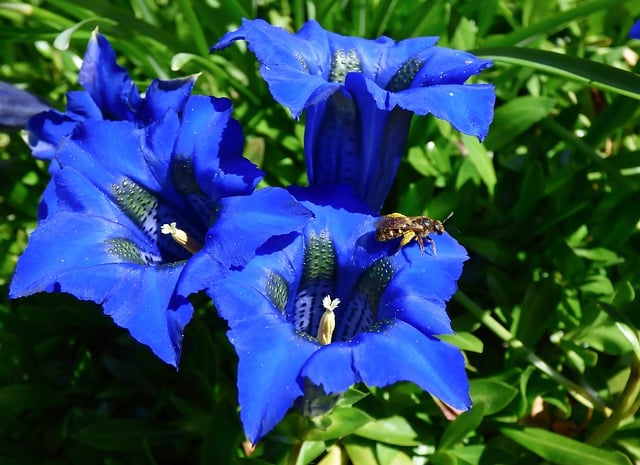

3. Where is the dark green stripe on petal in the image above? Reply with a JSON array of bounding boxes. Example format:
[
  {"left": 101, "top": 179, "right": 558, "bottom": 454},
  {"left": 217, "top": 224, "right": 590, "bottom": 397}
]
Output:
[
  {"left": 104, "top": 237, "right": 148, "bottom": 265},
  {"left": 302, "top": 231, "right": 336, "bottom": 282},
  {"left": 266, "top": 272, "right": 289, "bottom": 315},
  {"left": 386, "top": 57, "right": 425, "bottom": 92}
]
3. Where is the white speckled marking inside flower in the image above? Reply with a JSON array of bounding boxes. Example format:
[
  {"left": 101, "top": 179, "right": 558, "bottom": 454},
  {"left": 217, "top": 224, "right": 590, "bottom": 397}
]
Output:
[{"left": 329, "top": 49, "right": 362, "bottom": 84}]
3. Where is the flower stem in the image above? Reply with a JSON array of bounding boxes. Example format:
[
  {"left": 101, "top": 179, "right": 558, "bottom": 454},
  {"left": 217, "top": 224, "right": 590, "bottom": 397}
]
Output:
[
  {"left": 586, "top": 355, "right": 640, "bottom": 446},
  {"left": 454, "top": 291, "right": 611, "bottom": 415}
]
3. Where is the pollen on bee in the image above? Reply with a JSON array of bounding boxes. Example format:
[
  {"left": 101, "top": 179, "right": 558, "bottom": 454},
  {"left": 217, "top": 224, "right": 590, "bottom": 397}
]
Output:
[
  {"left": 317, "top": 295, "right": 340, "bottom": 345},
  {"left": 161, "top": 222, "right": 202, "bottom": 255}
]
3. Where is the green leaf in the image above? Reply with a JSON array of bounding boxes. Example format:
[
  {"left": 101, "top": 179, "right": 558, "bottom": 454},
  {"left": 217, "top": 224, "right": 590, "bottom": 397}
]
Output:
[
  {"left": 354, "top": 415, "right": 419, "bottom": 446},
  {"left": 438, "top": 331, "right": 484, "bottom": 353},
  {"left": 297, "top": 441, "right": 328, "bottom": 465},
  {"left": 344, "top": 437, "right": 379, "bottom": 465},
  {"left": 375, "top": 443, "right": 414, "bottom": 465},
  {"left": 469, "top": 379, "right": 518, "bottom": 415},
  {"left": 484, "top": 96, "right": 556, "bottom": 150},
  {"left": 439, "top": 403, "right": 486, "bottom": 450},
  {"left": 515, "top": 278, "right": 561, "bottom": 346},
  {"left": 513, "top": 160, "right": 546, "bottom": 224},
  {"left": 0, "top": 384, "right": 66, "bottom": 411},
  {"left": 579, "top": 275, "right": 614, "bottom": 296},
  {"left": 501, "top": 427, "right": 632, "bottom": 465},
  {"left": 573, "top": 248, "right": 623, "bottom": 266},
  {"left": 475, "top": 47, "right": 640, "bottom": 100},
  {"left": 432, "top": 445, "right": 486, "bottom": 465},
  {"left": 305, "top": 407, "right": 373, "bottom": 441},
  {"left": 73, "top": 419, "right": 177, "bottom": 451},
  {"left": 461, "top": 135, "right": 496, "bottom": 196}
]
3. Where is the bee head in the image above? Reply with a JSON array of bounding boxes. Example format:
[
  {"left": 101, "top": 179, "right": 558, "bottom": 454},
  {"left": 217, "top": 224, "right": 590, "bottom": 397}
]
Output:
[{"left": 435, "top": 212, "right": 454, "bottom": 234}]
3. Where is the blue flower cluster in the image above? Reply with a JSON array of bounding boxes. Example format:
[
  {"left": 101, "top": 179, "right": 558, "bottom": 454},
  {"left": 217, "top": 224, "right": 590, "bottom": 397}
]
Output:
[{"left": 11, "top": 21, "right": 495, "bottom": 444}]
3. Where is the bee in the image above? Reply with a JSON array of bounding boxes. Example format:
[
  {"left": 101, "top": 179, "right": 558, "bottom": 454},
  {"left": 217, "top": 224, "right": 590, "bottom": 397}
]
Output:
[{"left": 375, "top": 212, "right": 453, "bottom": 255}]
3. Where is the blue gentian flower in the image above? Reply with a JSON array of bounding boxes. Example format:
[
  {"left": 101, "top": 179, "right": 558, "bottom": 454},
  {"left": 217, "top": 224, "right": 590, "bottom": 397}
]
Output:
[
  {"left": 28, "top": 30, "right": 196, "bottom": 160},
  {"left": 209, "top": 186, "right": 470, "bottom": 444},
  {"left": 214, "top": 19, "right": 495, "bottom": 211},
  {"left": 10, "top": 94, "right": 312, "bottom": 367},
  {"left": 631, "top": 20, "right": 640, "bottom": 39},
  {"left": 0, "top": 80, "right": 50, "bottom": 129}
]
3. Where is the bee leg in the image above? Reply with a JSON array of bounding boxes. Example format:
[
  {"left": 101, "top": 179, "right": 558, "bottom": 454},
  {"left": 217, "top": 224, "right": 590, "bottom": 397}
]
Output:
[
  {"left": 426, "top": 237, "right": 437, "bottom": 255},
  {"left": 396, "top": 231, "right": 416, "bottom": 254},
  {"left": 415, "top": 235, "right": 425, "bottom": 255}
]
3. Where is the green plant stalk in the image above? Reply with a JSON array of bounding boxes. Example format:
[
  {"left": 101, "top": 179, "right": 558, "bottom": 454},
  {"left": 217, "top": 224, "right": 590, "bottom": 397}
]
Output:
[
  {"left": 587, "top": 354, "right": 640, "bottom": 446},
  {"left": 455, "top": 291, "right": 611, "bottom": 415},
  {"left": 175, "top": 0, "right": 209, "bottom": 56}
]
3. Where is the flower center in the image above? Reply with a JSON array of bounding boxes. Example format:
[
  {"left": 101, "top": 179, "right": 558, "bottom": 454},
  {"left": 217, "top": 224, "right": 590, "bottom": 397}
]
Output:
[
  {"left": 265, "top": 231, "right": 396, "bottom": 344},
  {"left": 107, "top": 174, "right": 210, "bottom": 265}
]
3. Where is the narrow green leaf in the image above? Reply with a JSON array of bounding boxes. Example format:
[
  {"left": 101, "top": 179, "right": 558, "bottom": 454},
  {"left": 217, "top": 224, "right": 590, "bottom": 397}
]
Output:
[
  {"left": 501, "top": 427, "right": 632, "bottom": 465},
  {"left": 53, "top": 17, "right": 117, "bottom": 50},
  {"left": 513, "top": 160, "right": 546, "bottom": 225},
  {"left": 475, "top": 47, "right": 640, "bottom": 100},
  {"left": 482, "top": 0, "right": 621, "bottom": 47}
]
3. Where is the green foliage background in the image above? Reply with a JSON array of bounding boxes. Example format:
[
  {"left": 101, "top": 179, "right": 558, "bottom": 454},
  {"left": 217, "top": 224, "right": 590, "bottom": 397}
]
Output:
[{"left": 2, "top": 0, "right": 640, "bottom": 464}]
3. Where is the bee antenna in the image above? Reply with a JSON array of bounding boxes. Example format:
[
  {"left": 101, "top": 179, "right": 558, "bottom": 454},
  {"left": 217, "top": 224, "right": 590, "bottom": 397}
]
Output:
[{"left": 443, "top": 211, "right": 454, "bottom": 223}]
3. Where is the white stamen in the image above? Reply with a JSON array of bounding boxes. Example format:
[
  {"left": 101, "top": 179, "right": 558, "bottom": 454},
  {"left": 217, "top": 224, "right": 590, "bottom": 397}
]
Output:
[
  {"left": 160, "top": 222, "right": 202, "bottom": 254},
  {"left": 318, "top": 295, "right": 340, "bottom": 345}
]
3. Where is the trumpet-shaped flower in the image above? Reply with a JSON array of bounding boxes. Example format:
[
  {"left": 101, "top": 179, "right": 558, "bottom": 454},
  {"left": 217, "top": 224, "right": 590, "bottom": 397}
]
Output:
[
  {"left": 28, "top": 30, "right": 196, "bottom": 160},
  {"left": 214, "top": 19, "right": 495, "bottom": 211},
  {"left": 10, "top": 94, "right": 312, "bottom": 367},
  {"left": 209, "top": 187, "right": 470, "bottom": 444}
]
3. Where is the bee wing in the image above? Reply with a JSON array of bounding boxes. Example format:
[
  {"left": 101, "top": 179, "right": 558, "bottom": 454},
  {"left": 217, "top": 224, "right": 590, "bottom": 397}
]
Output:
[{"left": 375, "top": 213, "right": 409, "bottom": 229}]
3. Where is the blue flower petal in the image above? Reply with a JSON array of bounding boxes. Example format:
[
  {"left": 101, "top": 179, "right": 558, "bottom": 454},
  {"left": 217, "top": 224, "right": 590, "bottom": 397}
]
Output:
[
  {"left": 347, "top": 72, "right": 495, "bottom": 140},
  {"left": 139, "top": 76, "right": 197, "bottom": 122},
  {"left": 212, "top": 188, "right": 313, "bottom": 268},
  {"left": 0, "top": 80, "right": 50, "bottom": 129},
  {"left": 354, "top": 321, "right": 471, "bottom": 409},
  {"left": 299, "top": 343, "right": 357, "bottom": 393},
  {"left": 174, "top": 96, "right": 261, "bottom": 198},
  {"left": 233, "top": 317, "right": 317, "bottom": 444},
  {"left": 630, "top": 20, "right": 640, "bottom": 39},
  {"left": 9, "top": 212, "right": 193, "bottom": 366},
  {"left": 27, "top": 31, "right": 196, "bottom": 161},
  {"left": 26, "top": 110, "right": 80, "bottom": 160},
  {"left": 79, "top": 31, "right": 141, "bottom": 120},
  {"left": 212, "top": 265, "right": 318, "bottom": 444},
  {"left": 214, "top": 19, "right": 340, "bottom": 118},
  {"left": 66, "top": 90, "right": 102, "bottom": 119}
]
